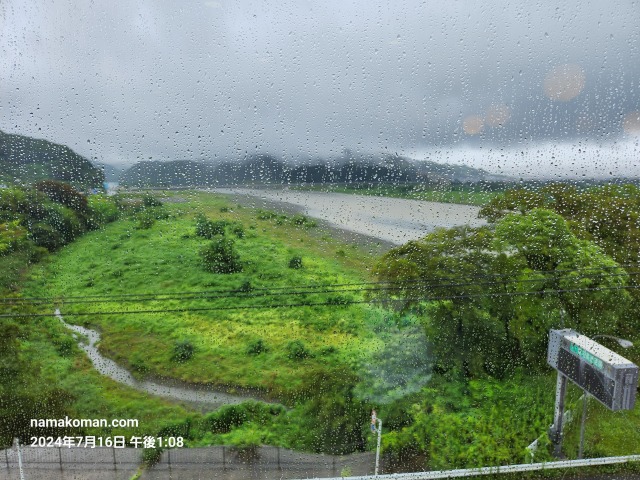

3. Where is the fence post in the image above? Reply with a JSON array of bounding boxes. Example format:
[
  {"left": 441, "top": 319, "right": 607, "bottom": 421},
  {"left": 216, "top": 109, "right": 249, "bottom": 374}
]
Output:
[
  {"left": 5, "top": 447, "right": 8, "bottom": 470},
  {"left": 332, "top": 455, "right": 336, "bottom": 476},
  {"left": 168, "top": 448, "right": 172, "bottom": 476},
  {"left": 112, "top": 446, "right": 117, "bottom": 472},
  {"left": 277, "top": 446, "right": 281, "bottom": 470},
  {"left": 222, "top": 446, "right": 226, "bottom": 470},
  {"left": 59, "top": 447, "right": 63, "bottom": 473}
]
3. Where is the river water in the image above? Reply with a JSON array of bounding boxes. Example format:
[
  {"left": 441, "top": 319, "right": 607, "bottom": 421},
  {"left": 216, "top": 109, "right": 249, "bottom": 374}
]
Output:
[{"left": 213, "top": 188, "right": 485, "bottom": 245}]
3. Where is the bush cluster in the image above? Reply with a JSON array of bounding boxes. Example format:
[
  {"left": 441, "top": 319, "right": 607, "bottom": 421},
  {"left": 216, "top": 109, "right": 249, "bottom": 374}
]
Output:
[
  {"left": 200, "top": 237, "right": 242, "bottom": 274},
  {"left": 288, "top": 255, "right": 303, "bottom": 269},
  {"left": 172, "top": 340, "right": 195, "bottom": 363},
  {"left": 285, "top": 340, "right": 311, "bottom": 360},
  {"left": 0, "top": 181, "right": 120, "bottom": 256},
  {"left": 246, "top": 338, "right": 269, "bottom": 355},
  {"left": 256, "top": 209, "right": 318, "bottom": 228}
]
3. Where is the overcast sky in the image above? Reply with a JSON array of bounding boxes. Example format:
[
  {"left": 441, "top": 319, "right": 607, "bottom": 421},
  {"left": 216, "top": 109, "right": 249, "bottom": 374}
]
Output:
[{"left": 1, "top": 0, "right": 639, "bottom": 178}]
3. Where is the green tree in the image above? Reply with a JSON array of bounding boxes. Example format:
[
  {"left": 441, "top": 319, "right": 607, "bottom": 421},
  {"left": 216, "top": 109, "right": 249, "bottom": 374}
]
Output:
[
  {"left": 374, "top": 209, "right": 630, "bottom": 377},
  {"left": 297, "top": 368, "right": 368, "bottom": 454}
]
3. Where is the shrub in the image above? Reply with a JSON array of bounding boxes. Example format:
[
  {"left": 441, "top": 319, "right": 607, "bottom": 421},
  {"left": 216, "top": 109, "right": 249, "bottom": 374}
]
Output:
[
  {"left": 288, "top": 255, "right": 303, "bottom": 269},
  {"left": 53, "top": 337, "right": 76, "bottom": 357},
  {"left": 29, "top": 222, "right": 64, "bottom": 251},
  {"left": 149, "top": 206, "right": 170, "bottom": 220},
  {"left": 157, "top": 419, "right": 192, "bottom": 439},
  {"left": 239, "top": 280, "right": 252, "bottom": 293},
  {"left": 246, "top": 338, "right": 269, "bottom": 355},
  {"left": 172, "top": 340, "right": 195, "bottom": 363},
  {"left": 200, "top": 238, "right": 242, "bottom": 274},
  {"left": 204, "top": 402, "right": 285, "bottom": 434},
  {"left": 292, "top": 214, "right": 308, "bottom": 225},
  {"left": 286, "top": 340, "right": 311, "bottom": 360},
  {"left": 35, "top": 180, "right": 88, "bottom": 214},
  {"left": 195, "top": 214, "right": 227, "bottom": 238},
  {"left": 87, "top": 196, "right": 119, "bottom": 228},
  {"left": 135, "top": 211, "right": 156, "bottom": 229},
  {"left": 26, "top": 245, "right": 49, "bottom": 263},
  {"left": 231, "top": 223, "right": 245, "bottom": 238},
  {"left": 320, "top": 346, "right": 338, "bottom": 356},
  {"left": 142, "top": 194, "right": 163, "bottom": 207},
  {"left": 256, "top": 209, "right": 278, "bottom": 220},
  {"left": 291, "top": 214, "right": 317, "bottom": 228},
  {"left": 0, "top": 221, "right": 28, "bottom": 256}
]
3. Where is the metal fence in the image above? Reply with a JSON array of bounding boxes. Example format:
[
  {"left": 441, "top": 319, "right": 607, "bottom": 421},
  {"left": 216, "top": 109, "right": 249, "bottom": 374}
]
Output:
[{"left": 1, "top": 445, "right": 377, "bottom": 480}]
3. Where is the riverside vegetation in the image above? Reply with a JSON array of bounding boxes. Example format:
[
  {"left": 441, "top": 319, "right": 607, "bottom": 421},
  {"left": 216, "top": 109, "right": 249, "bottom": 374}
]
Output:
[{"left": 1, "top": 182, "right": 639, "bottom": 470}]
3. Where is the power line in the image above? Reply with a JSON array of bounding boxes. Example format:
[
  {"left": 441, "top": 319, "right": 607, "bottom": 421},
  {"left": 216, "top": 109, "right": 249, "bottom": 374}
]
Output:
[
  {"left": 3, "top": 264, "right": 638, "bottom": 305},
  {"left": 2, "top": 284, "right": 638, "bottom": 319},
  {"left": 2, "top": 271, "right": 637, "bottom": 307}
]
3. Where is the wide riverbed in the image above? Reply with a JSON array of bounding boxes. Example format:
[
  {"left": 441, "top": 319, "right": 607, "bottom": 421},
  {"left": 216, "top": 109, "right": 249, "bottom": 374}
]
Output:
[{"left": 213, "top": 188, "right": 485, "bottom": 245}]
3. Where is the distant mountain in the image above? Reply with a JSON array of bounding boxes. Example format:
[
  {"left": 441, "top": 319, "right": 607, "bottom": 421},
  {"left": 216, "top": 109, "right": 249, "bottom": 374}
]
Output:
[
  {"left": 0, "top": 129, "right": 104, "bottom": 187},
  {"left": 119, "top": 160, "right": 216, "bottom": 187},
  {"left": 413, "top": 159, "right": 509, "bottom": 182},
  {"left": 95, "top": 162, "right": 122, "bottom": 182},
  {"left": 119, "top": 152, "right": 510, "bottom": 188}
]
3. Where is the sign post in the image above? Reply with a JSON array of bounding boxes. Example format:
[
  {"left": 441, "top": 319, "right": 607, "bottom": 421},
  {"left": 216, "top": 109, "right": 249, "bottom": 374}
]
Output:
[
  {"left": 547, "top": 329, "right": 639, "bottom": 457},
  {"left": 549, "top": 373, "right": 568, "bottom": 457},
  {"left": 578, "top": 393, "right": 589, "bottom": 459}
]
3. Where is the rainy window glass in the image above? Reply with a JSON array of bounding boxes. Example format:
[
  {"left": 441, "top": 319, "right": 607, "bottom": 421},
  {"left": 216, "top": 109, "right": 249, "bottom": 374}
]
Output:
[{"left": 2, "top": 1, "right": 640, "bottom": 478}]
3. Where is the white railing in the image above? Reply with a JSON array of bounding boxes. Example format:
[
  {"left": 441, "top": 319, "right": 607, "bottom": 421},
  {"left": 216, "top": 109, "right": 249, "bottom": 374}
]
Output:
[{"left": 297, "top": 454, "right": 640, "bottom": 480}]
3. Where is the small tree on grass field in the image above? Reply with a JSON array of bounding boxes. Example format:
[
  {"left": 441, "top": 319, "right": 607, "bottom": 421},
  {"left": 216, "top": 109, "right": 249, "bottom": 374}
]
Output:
[{"left": 200, "top": 237, "right": 242, "bottom": 273}]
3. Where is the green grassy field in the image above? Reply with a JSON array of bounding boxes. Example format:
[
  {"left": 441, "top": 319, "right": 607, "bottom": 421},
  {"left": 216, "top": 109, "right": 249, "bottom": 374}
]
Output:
[{"left": 24, "top": 191, "right": 383, "bottom": 400}]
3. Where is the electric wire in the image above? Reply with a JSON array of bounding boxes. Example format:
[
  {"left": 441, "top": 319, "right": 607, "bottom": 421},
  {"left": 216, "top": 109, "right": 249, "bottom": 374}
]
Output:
[
  {"left": 2, "top": 283, "right": 639, "bottom": 319},
  {"left": 2, "top": 263, "right": 639, "bottom": 305},
  {"left": 1, "top": 270, "right": 637, "bottom": 307}
]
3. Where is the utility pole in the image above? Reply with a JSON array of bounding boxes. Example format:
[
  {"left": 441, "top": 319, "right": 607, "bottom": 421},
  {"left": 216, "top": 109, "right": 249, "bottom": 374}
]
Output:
[
  {"left": 375, "top": 418, "right": 382, "bottom": 477},
  {"left": 14, "top": 438, "right": 25, "bottom": 480}
]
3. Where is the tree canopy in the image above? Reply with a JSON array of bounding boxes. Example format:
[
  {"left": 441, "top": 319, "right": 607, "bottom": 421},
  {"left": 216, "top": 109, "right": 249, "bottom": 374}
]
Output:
[{"left": 374, "top": 208, "right": 631, "bottom": 378}]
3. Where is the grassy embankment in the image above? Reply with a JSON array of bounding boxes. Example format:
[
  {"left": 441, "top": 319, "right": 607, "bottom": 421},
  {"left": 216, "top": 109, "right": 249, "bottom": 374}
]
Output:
[{"left": 295, "top": 184, "right": 501, "bottom": 206}]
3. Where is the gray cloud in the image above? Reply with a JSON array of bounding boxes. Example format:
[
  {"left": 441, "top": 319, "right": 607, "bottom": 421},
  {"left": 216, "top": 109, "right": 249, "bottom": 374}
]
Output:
[{"left": 1, "top": 0, "right": 639, "bottom": 177}]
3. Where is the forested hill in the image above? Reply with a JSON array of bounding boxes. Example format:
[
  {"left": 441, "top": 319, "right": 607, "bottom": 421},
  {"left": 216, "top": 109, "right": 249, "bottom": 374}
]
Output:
[
  {"left": 0, "top": 129, "right": 104, "bottom": 188},
  {"left": 119, "top": 154, "right": 507, "bottom": 187}
]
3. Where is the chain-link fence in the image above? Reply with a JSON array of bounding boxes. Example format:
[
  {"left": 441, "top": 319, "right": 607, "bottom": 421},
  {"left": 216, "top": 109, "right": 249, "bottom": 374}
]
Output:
[{"left": 1, "top": 444, "right": 377, "bottom": 480}]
